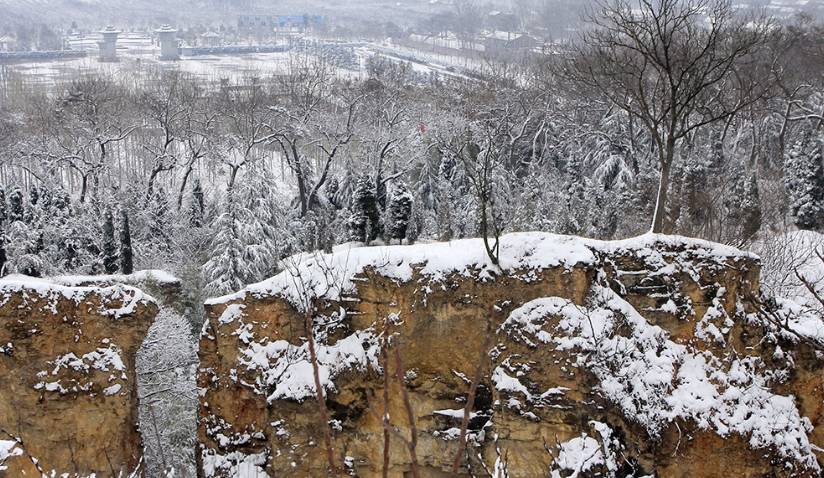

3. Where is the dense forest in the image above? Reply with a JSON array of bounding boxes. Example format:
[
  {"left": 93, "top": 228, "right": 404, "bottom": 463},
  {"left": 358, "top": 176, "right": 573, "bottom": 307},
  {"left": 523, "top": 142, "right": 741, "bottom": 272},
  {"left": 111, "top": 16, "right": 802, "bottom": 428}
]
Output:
[{"left": 1, "top": 3, "right": 822, "bottom": 304}]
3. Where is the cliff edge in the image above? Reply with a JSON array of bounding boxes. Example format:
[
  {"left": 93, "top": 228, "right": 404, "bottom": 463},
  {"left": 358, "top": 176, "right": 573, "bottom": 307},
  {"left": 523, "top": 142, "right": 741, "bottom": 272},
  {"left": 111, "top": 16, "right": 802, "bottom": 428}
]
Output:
[
  {"left": 0, "top": 275, "right": 158, "bottom": 477},
  {"left": 198, "top": 233, "right": 824, "bottom": 477}
]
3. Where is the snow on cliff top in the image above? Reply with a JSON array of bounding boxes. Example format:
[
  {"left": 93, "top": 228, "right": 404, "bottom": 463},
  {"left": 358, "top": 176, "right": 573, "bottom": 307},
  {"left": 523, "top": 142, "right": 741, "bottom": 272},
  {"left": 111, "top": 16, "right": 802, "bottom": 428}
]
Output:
[
  {"left": 53, "top": 269, "right": 181, "bottom": 287},
  {"left": 207, "top": 232, "right": 756, "bottom": 308},
  {"left": 0, "top": 272, "right": 159, "bottom": 317}
]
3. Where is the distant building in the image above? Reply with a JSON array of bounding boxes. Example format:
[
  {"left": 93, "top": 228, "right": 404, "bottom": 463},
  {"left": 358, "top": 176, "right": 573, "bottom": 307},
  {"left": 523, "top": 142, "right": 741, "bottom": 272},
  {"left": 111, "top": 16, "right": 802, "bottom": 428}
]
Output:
[
  {"left": 201, "top": 31, "right": 222, "bottom": 47},
  {"left": 238, "top": 14, "right": 276, "bottom": 31},
  {"left": 156, "top": 25, "right": 180, "bottom": 61},
  {"left": 0, "top": 36, "right": 14, "bottom": 52},
  {"left": 97, "top": 26, "right": 120, "bottom": 62},
  {"left": 238, "top": 14, "right": 324, "bottom": 33},
  {"left": 487, "top": 11, "right": 519, "bottom": 32},
  {"left": 483, "top": 31, "right": 537, "bottom": 56}
]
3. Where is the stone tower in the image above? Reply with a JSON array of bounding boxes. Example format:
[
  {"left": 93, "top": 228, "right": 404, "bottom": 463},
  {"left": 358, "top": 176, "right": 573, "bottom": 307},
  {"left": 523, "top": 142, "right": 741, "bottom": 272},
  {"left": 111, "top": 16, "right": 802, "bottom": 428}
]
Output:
[
  {"left": 97, "top": 26, "right": 120, "bottom": 62},
  {"left": 156, "top": 25, "right": 179, "bottom": 61}
]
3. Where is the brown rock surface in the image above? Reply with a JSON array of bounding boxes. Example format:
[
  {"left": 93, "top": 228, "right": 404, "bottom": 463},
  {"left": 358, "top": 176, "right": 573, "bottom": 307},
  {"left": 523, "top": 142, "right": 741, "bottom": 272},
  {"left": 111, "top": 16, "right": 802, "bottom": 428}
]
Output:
[
  {"left": 0, "top": 276, "right": 158, "bottom": 477},
  {"left": 197, "top": 233, "right": 824, "bottom": 477}
]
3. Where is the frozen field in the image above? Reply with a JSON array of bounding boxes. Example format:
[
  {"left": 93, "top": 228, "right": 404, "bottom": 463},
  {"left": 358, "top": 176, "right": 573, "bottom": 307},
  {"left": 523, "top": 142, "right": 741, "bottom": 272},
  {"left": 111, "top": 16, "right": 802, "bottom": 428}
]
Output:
[{"left": 1, "top": 40, "right": 482, "bottom": 87}]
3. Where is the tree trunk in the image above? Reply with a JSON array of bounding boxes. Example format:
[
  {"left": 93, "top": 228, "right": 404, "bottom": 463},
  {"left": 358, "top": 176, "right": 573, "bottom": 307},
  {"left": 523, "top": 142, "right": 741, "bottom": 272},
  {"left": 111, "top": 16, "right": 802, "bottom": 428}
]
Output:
[
  {"left": 651, "top": 154, "right": 673, "bottom": 234},
  {"left": 145, "top": 168, "right": 160, "bottom": 206},
  {"left": 177, "top": 162, "right": 194, "bottom": 211},
  {"left": 79, "top": 175, "right": 88, "bottom": 203},
  {"left": 305, "top": 309, "right": 339, "bottom": 476},
  {"left": 228, "top": 165, "right": 240, "bottom": 194}
]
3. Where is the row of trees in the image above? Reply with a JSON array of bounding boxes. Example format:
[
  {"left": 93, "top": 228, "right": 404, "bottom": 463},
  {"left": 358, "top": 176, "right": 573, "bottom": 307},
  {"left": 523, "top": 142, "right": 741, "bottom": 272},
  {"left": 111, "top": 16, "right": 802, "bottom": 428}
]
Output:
[{"left": 0, "top": 1, "right": 822, "bottom": 291}]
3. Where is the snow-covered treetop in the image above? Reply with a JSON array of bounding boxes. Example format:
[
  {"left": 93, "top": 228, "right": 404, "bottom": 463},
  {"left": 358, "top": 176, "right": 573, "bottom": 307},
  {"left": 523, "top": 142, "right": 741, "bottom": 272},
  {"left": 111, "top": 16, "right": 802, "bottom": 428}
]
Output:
[{"left": 206, "top": 232, "right": 757, "bottom": 310}]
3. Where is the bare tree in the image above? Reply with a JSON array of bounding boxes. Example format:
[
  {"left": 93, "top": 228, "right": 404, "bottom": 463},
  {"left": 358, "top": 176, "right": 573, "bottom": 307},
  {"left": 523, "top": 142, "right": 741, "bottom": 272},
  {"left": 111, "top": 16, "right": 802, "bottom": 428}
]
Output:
[
  {"left": 566, "top": 0, "right": 773, "bottom": 233},
  {"left": 215, "top": 77, "right": 278, "bottom": 194},
  {"left": 271, "top": 62, "right": 363, "bottom": 217},
  {"left": 451, "top": 305, "right": 495, "bottom": 474}
]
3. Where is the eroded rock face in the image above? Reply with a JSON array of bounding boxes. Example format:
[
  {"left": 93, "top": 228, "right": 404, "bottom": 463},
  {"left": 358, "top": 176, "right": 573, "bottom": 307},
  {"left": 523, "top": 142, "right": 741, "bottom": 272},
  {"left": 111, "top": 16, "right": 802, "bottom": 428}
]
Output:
[
  {"left": 197, "top": 233, "right": 824, "bottom": 478},
  {"left": 0, "top": 276, "right": 158, "bottom": 477}
]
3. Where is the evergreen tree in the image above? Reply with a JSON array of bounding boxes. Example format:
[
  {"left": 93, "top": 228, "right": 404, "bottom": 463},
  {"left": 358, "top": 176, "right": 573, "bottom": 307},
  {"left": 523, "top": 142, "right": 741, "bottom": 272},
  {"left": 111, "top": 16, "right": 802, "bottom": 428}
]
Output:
[
  {"left": 102, "top": 209, "right": 118, "bottom": 274},
  {"left": 387, "top": 181, "right": 414, "bottom": 243},
  {"left": 326, "top": 176, "right": 341, "bottom": 209},
  {"left": 148, "top": 187, "right": 171, "bottom": 244},
  {"left": 8, "top": 187, "right": 23, "bottom": 223},
  {"left": 203, "top": 203, "right": 245, "bottom": 295},
  {"left": 119, "top": 209, "right": 133, "bottom": 274},
  {"left": 785, "top": 138, "right": 824, "bottom": 231},
  {"left": 0, "top": 230, "right": 6, "bottom": 277},
  {"left": 348, "top": 175, "right": 381, "bottom": 243},
  {"left": 190, "top": 180, "right": 205, "bottom": 228},
  {"left": 738, "top": 173, "right": 762, "bottom": 241},
  {"left": 22, "top": 186, "right": 38, "bottom": 224},
  {"left": 6, "top": 221, "right": 42, "bottom": 277},
  {"left": 0, "top": 186, "right": 6, "bottom": 227}
]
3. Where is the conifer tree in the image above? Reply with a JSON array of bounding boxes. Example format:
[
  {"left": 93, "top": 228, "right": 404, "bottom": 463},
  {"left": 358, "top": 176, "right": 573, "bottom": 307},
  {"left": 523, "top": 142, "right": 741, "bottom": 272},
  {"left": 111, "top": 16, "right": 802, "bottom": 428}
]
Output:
[
  {"left": 203, "top": 202, "right": 245, "bottom": 295},
  {"left": 148, "top": 187, "right": 171, "bottom": 244},
  {"left": 8, "top": 187, "right": 23, "bottom": 223},
  {"left": 326, "top": 176, "right": 341, "bottom": 209},
  {"left": 739, "top": 173, "right": 762, "bottom": 240},
  {"left": 0, "top": 186, "right": 6, "bottom": 227},
  {"left": 387, "top": 181, "right": 414, "bottom": 243},
  {"left": 28, "top": 186, "right": 39, "bottom": 207},
  {"left": 0, "top": 230, "right": 6, "bottom": 277},
  {"left": 190, "top": 180, "right": 205, "bottom": 228},
  {"left": 785, "top": 138, "right": 824, "bottom": 231},
  {"left": 102, "top": 209, "right": 118, "bottom": 274},
  {"left": 119, "top": 209, "right": 133, "bottom": 274},
  {"left": 349, "top": 175, "right": 381, "bottom": 243}
]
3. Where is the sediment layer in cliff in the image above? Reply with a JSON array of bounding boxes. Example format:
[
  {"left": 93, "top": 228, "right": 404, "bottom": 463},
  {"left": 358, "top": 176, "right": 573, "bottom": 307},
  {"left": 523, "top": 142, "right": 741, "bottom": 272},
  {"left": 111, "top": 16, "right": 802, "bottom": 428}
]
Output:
[
  {"left": 0, "top": 275, "right": 158, "bottom": 477},
  {"left": 197, "top": 232, "right": 824, "bottom": 478}
]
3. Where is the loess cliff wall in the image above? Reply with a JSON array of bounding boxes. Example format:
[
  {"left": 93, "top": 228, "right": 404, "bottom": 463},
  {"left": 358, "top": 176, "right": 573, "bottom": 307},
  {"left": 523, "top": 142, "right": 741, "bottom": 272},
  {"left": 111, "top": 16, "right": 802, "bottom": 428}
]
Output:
[
  {"left": 0, "top": 276, "right": 158, "bottom": 477},
  {"left": 197, "top": 233, "right": 824, "bottom": 478}
]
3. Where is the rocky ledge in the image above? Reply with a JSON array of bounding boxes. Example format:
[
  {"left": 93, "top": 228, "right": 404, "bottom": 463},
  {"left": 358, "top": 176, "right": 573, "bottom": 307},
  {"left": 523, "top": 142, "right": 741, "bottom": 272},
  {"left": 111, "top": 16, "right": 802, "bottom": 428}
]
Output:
[
  {"left": 198, "top": 233, "right": 824, "bottom": 478},
  {"left": 0, "top": 275, "right": 158, "bottom": 477}
]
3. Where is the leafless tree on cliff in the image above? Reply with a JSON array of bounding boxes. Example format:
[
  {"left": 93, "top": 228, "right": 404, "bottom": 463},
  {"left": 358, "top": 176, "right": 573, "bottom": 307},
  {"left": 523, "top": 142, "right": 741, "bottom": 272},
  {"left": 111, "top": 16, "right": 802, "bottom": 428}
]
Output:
[
  {"left": 390, "top": 336, "right": 422, "bottom": 478},
  {"left": 451, "top": 304, "right": 496, "bottom": 474},
  {"left": 747, "top": 258, "right": 824, "bottom": 353},
  {"left": 439, "top": 108, "right": 525, "bottom": 266},
  {"left": 371, "top": 302, "right": 422, "bottom": 477},
  {"left": 565, "top": 0, "right": 773, "bottom": 233},
  {"left": 282, "top": 254, "right": 345, "bottom": 476}
]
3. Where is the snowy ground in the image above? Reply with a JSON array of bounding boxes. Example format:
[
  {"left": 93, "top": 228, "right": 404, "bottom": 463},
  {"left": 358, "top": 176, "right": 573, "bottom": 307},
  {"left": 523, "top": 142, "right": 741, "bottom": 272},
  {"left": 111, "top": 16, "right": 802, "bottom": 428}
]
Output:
[{"left": 1, "top": 36, "right": 485, "bottom": 86}]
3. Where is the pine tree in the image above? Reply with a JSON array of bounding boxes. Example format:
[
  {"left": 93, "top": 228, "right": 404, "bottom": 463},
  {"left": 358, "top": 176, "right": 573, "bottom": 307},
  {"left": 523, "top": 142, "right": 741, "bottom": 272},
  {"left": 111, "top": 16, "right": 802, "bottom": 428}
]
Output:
[
  {"left": 739, "top": 173, "right": 762, "bottom": 240},
  {"left": 6, "top": 220, "right": 42, "bottom": 277},
  {"left": 190, "top": 180, "right": 205, "bottom": 228},
  {"left": 387, "top": 181, "right": 414, "bottom": 243},
  {"left": 326, "top": 176, "right": 341, "bottom": 209},
  {"left": 8, "top": 187, "right": 23, "bottom": 223},
  {"left": 148, "top": 187, "right": 170, "bottom": 245},
  {"left": 203, "top": 204, "right": 245, "bottom": 296},
  {"left": 785, "top": 138, "right": 824, "bottom": 231},
  {"left": 348, "top": 175, "right": 381, "bottom": 243},
  {"left": 0, "top": 186, "right": 6, "bottom": 227},
  {"left": 119, "top": 209, "right": 134, "bottom": 274},
  {"left": 102, "top": 209, "right": 118, "bottom": 274},
  {"left": 0, "top": 229, "right": 6, "bottom": 277}
]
